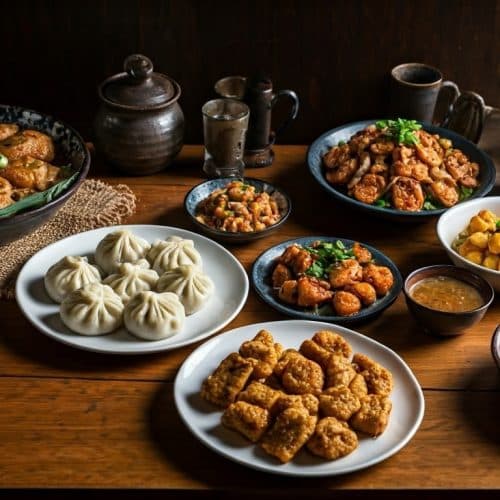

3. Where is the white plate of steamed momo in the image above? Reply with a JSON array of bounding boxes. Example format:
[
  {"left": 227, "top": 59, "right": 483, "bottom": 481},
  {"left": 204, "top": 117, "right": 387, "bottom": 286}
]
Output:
[{"left": 15, "top": 225, "right": 249, "bottom": 354}]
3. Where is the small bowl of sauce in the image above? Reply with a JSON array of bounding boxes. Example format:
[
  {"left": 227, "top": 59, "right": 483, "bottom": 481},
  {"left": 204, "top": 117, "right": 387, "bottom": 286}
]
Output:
[{"left": 404, "top": 265, "right": 494, "bottom": 336}]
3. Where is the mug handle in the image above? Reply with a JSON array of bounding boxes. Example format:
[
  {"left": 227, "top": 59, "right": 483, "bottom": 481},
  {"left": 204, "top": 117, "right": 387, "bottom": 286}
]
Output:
[
  {"left": 269, "top": 90, "right": 299, "bottom": 144},
  {"left": 432, "top": 80, "right": 460, "bottom": 126},
  {"left": 445, "top": 91, "right": 486, "bottom": 144}
]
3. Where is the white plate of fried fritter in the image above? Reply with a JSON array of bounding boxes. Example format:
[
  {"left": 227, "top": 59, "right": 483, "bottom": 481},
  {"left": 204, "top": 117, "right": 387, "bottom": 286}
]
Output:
[{"left": 174, "top": 319, "right": 424, "bottom": 476}]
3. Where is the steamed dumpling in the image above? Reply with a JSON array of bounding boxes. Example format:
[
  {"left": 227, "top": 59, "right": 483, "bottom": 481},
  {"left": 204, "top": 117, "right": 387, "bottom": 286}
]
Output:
[
  {"left": 123, "top": 291, "right": 185, "bottom": 340},
  {"left": 156, "top": 265, "right": 214, "bottom": 315},
  {"left": 103, "top": 259, "right": 159, "bottom": 304},
  {"left": 60, "top": 283, "right": 124, "bottom": 335},
  {"left": 147, "top": 236, "right": 202, "bottom": 274},
  {"left": 44, "top": 255, "right": 101, "bottom": 303},
  {"left": 95, "top": 229, "right": 151, "bottom": 275}
]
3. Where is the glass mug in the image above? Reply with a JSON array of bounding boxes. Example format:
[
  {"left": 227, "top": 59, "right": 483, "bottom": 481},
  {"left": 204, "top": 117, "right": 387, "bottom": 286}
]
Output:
[{"left": 201, "top": 98, "right": 250, "bottom": 178}]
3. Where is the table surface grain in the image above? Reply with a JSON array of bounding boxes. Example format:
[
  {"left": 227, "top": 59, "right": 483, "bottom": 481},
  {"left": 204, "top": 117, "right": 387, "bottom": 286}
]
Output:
[{"left": 1, "top": 144, "right": 499, "bottom": 493}]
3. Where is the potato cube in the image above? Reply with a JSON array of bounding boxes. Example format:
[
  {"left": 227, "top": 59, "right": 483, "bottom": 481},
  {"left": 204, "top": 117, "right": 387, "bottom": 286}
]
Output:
[
  {"left": 458, "top": 240, "right": 481, "bottom": 257},
  {"left": 468, "top": 232, "right": 489, "bottom": 249},
  {"left": 465, "top": 250, "right": 484, "bottom": 265},
  {"left": 482, "top": 253, "right": 499, "bottom": 270},
  {"left": 487, "top": 233, "right": 500, "bottom": 255},
  {"left": 468, "top": 215, "right": 491, "bottom": 233},
  {"left": 478, "top": 210, "right": 498, "bottom": 230}
]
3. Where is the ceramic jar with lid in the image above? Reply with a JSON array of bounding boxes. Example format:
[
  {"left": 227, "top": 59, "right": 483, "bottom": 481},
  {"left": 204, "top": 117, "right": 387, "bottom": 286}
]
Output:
[{"left": 94, "top": 54, "right": 184, "bottom": 175}]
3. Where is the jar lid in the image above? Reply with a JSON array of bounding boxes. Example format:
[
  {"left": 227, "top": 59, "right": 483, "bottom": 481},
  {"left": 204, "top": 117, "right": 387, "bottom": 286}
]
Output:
[{"left": 100, "top": 54, "right": 178, "bottom": 109}]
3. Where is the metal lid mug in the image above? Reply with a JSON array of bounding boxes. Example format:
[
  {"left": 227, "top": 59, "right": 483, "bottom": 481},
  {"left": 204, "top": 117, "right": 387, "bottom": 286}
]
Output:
[{"left": 214, "top": 73, "right": 299, "bottom": 167}]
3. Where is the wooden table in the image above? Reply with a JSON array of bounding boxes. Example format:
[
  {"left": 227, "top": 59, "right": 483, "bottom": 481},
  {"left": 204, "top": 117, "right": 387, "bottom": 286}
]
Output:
[{"left": 1, "top": 145, "right": 499, "bottom": 497}]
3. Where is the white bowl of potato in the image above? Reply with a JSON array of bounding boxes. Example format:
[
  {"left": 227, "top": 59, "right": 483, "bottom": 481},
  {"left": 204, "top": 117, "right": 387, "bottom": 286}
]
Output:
[{"left": 437, "top": 196, "right": 500, "bottom": 292}]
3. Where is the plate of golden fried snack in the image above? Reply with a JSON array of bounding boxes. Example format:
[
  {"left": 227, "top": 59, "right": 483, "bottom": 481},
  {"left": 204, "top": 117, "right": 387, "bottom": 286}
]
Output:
[
  {"left": 174, "top": 320, "right": 424, "bottom": 476},
  {"left": 251, "top": 237, "right": 403, "bottom": 324}
]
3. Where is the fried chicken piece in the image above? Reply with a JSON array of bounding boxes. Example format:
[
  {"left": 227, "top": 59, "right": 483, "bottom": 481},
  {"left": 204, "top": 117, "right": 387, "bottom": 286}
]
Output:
[
  {"left": 323, "top": 144, "right": 351, "bottom": 169},
  {"left": 370, "top": 140, "right": 394, "bottom": 155},
  {"left": 274, "top": 349, "right": 304, "bottom": 377},
  {"left": 0, "top": 129, "right": 55, "bottom": 162},
  {"left": 328, "top": 259, "right": 363, "bottom": 288},
  {"left": 348, "top": 125, "right": 380, "bottom": 154},
  {"left": 444, "top": 149, "right": 479, "bottom": 188},
  {"left": 326, "top": 158, "right": 359, "bottom": 185},
  {"left": 201, "top": 352, "right": 254, "bottom": 408},
  {"left": 273, "top": 393, "right": 319, "bottom": 416},
  {"left": 325, "top": 354, "right": 356, "bottom": 388},
  {"left": 429, "top": 177, "right": 459, "bottom": 208},
  {"left": 362, "top": 263, "right": 394, "bottom": 296},
  {"left": 344, "top": 281, "right": 377, "bottom": 306},
  {"left": 239, "top": 330, "right": 281, "bottom": 380},
  {"left": 296, "top": 276, "right": 333, "bottom": 307},
  {"left": 312, "top": 330, "right": 353, "bottom": 359},
  {"left": 282, "top": 356, "right": 324, "bottom": 395},
  {"left": 307, "top": 417, "right": 358, "bottom": 460},
  {"left": 352, "top": 353, "right": 394, "bottom": 396},
  {"left": 221, "top": 401, "right": 271, "bottom": 442},
  {"left": 352, "top": 173, "right": 386, "bottom": 204},
  {"left": 0, "top": 178, "right": 13, "bottom": 208},
  {"left": 237, "top": 381, "right": 282, "bottom": 412},
  {"left": 299, "top": 339, "right": 332, "bottom": 369},
  {"left": 352, "top": 242, "right": 372, "bottom": 264},
  {"left": 272, "top": 263, "right": 293, "bottom": 288},
  {"left": 0, "top": 157, "right": 60, "bottom": 190},
  {"left": 0, "top": 123, "right": 19, "bottom": 141},
  {"left": 260, "top": 407, "right": 317, "bottom": 463},
  {"left": 332, "top": 291, "right": 361, "bottom": 316},
  {"left": 350, "top": 394, "right": 392, "bottom": 436},
  {"left": 349, "top": 373, "right": 368, "bottom": 398},
  {"left": 278, "top": 279, "right": 298, "bottom": 305},
  {"left": 279, "top": 244, "right": 313, "bottom": 275},
  {"left": 319, "top": 385, "right": 361, "bottom": 421},
  {"left": 0, "top": 194, "right": 12, "bottom": 208},
  {"left": 391, "top": 176, "right": 424, "bottom": 211}
]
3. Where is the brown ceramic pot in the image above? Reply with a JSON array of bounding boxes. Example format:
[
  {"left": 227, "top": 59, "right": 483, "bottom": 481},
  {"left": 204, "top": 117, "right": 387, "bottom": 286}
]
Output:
[{"left": 94, "top": 54, "right": 184, "bottom": 175}]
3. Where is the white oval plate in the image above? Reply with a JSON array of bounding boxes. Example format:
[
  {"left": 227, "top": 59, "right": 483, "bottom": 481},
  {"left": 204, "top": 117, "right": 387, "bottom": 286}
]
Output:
[
  {"left": 174, "top": 320, "right": 425, "bottom": 477},
  {"left": 15, "top": 225, "right": 249, "bottom": 355}
]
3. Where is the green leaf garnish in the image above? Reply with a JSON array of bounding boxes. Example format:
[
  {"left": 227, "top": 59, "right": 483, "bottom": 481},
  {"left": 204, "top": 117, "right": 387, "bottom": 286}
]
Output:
[
  {"left": 376, "top": 118, "right": 422, "bottom": 146},
  {"left": 459, "top": 186, "right": 474, "bottom": 201},
  {"left": 337, "top": 140, "right": 346, "bottom": 146},
  {"left": 0, "top": 153, "right": 8, "bottom": 168},
  {"left": 304, "top": 241, "right": 355, "bottom": 280},
  {"left": 375, "top": 198, "right": 390, "bottom": 208}
]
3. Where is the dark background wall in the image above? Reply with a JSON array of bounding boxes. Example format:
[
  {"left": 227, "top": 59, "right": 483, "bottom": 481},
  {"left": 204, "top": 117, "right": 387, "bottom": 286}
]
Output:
[{"left": 1, "top": 0, "right": 498, "bottom": 144}]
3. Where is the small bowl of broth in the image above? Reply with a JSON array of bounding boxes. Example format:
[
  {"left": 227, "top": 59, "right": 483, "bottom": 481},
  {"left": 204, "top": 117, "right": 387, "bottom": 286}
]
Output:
[{"left": 404, "top": 265, "right": 494, "bottom": 336}]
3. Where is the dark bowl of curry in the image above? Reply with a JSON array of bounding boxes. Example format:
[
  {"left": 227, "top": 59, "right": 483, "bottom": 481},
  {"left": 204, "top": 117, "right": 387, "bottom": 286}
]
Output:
[{"left": 403, "top": 265, "right": 494, "bottom": 336}]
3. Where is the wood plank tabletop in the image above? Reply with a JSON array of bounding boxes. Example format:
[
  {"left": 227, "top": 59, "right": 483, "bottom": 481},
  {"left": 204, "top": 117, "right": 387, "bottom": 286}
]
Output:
[{"left": 1, "top": 145, "right": 499, "bottom": 494}]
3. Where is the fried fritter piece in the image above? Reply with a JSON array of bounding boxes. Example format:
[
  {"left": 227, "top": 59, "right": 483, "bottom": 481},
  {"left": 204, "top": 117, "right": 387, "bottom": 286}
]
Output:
[
  {"left": 352, "top": 353, "right": 393, "bottom": 396},
  {"left": 328, "top": 259, "right": 363, "bottom": 288},
  {"left": 319, "top": 385, "right": 361, "bottom": 420},
  {"left": 0, "top": 178, "right": 13, "bottom": 208},
  {"left": 282, "top": 355, "right": 324, "bottom": 395},
  {"left": 0, "top": 129, "right": 55, "bottom": 162},
  {"left": 349, "top": 373, "right": 368, "bottom": 398},
  {"left": 272, "top": 263, "right": 293, "bottom": 288},
  {"left": 279, "top": 244, "right": 313, "bottom": 275},
  {"left": 278, "top": 279, "right": 298, "bottom": 305},
  {"left": 350, "top": 394, "right": 392, "bottom": 436},
  {"left": 239, "top": 330, "right": 281, "bottom": 380},
  {"left": 221, "top": 401, "right": 271, "bottom": 443},
  {"left": 0, "top": 157, "right": 60, "bottom": 190},
  {"left": 352, "top": 242, "right": 372, "bottom": 264},
  {"left": 299, "top": 339, "right": 332, "bottom": 369},
  {"left": 307, "top": 417, "right": 358, "bottom": 460},
  {"left": 332, "top": 290, "right": 362, "bottom": 316},
  {"left": 237, "top": 381, "right": 282, "bottom": 411},
  {"left": 0, "top": 123, "right": 19, "bottom": 141},
  {"left": 260, "top": 407, "right": 317, "bottom": 463},
  {"left": 344, "top": 281, "right": 377, "bottom": 306},
  {"left": 312, "top": 330, "right": 352, "bottom": 359},
  {"left": 273, "top": 393, "right": 319, "bottom": 416},
  {"left": 297, "top": 276, "right": 333, "bottom": 307},
  {"left": 362, "top": 263, "right": 394, "bottom": 296},
  {"left": 201, "top": 352, "right": 254, "bottom": 408},
  {"left": 274, "top": 349, "right": 303, "bottom": 377},
  {"left": 325, "top": 354, "right": 356, "bottom": 388}
]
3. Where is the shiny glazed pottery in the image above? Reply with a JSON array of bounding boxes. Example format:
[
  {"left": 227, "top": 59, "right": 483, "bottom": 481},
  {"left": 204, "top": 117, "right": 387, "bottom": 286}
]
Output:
[{"left": 94, "top": 54, "right": 184, "bottom": 175}]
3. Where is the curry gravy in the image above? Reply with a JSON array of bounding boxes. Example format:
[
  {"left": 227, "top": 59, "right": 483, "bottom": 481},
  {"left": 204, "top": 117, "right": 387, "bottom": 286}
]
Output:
[{"left": 410, "top": 276, "right": 484, "bottom": 313}]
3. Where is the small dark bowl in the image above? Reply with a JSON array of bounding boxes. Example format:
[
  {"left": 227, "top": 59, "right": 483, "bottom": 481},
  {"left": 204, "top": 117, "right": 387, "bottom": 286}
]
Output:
[
  {"left": 184, "top": 177, "right": 291, "bottom": 244},
  {"left": 307, "top": 119, "right": 496, "bottom": 223},
  {"left": 491, "top": 325, "right": 500, "bottom": 371},
  {"left": 403, "top": 265, "right": 494, "bottom": 336},
  {"left": 0, "top": 104, "right": 90, "bottom": 246}
]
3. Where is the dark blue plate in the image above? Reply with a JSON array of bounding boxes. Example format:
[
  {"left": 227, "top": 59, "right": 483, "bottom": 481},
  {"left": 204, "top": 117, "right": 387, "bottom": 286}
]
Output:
[
  {"left": 251, "top": 236, "right": 403, "bottom": 325},
  {"left": 184, "top": 177, "right": 291, "bottom": 244},
  {"left": 307, "top": 120, "right": 496, "bottom": 222}
]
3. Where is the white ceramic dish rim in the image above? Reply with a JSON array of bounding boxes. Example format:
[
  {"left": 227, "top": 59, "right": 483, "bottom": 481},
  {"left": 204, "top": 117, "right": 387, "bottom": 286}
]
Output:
[
  {"left": 15, "top": 224, "right": 250, "bottom": 355},
  {"left": 174, "top": 319, "right": 425, "bottom": 477},
  {"left": 436, "top": 196, "right": 500, "bottom": 277}
]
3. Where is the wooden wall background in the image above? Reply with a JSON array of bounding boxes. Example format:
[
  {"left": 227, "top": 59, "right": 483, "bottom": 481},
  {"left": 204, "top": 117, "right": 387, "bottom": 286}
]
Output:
[{"left": 1, "top": 0, "right": 498, "bottom": 144}]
